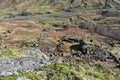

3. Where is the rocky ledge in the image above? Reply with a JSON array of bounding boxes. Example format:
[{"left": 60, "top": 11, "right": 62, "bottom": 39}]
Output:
[{"left": 0, "top": 48, "right": 51, "bottom": 76}]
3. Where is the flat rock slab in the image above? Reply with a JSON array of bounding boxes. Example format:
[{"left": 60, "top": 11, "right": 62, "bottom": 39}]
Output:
[{"left": 0, "top": 57, "right": 50, "bottom": 76}]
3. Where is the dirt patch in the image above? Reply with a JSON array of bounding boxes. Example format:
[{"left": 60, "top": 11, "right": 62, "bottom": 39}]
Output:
[{"left": 48, "top": 27, "right": 110, "bottom": 44}]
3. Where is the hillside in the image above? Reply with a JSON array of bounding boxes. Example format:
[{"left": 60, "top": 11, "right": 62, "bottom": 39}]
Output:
[
  {"left": 0, "top": 0, "right": 120, "bottom": 80},
  {"left": 0, "top": 0, "right": 120, "bottom": 15}
]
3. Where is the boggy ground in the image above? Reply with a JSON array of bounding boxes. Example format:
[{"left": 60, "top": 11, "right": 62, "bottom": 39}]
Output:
[{"left": 0, "top": 20, "right": 120, "bottom": 80}]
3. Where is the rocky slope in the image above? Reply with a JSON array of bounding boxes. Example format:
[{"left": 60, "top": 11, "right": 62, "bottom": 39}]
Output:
[
  {"left": 0, "top": 0, "right": 120, "bottom": 80},
  {"left": 0, "top": 0, "right": 120, "bottom": 11}
]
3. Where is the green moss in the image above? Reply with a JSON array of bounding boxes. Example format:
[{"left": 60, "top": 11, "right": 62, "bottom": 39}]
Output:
[
  {"left": 0, "top": 49, "right": 27, "bottom": 58},
  {"left": 41, "top": 63, "right": 70, "bottom": 73},
  {"left": 0, "top": 49, "right": 12, "bottom": 56},
  {"left": 40, "top": 64, "right": 71, "bottom": 80},
  {"left": 40, "top": 63, "right": 119, "bottom": 80},
  {"left": 1, "top": 71, "right": 42, "bottom": 80}
]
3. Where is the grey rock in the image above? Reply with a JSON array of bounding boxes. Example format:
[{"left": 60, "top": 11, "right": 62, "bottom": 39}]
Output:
[
  {"left": 0, "top": 72, "right": 13, "bottom": 76},
  {"left": 0, "top": 57, "right": 50, "bottom": 76},
  {"left": 57, "top": 58, "right": 64, "bottom": 63},
  {"left": 7, "top": 30, "right": 14, "bottom": 34},
  {"left": 0, "top": 45, "right": 3, "bottom": 50},
  {"left": 37, "top": 71, "right": 47, "bottom": 80},
  {"left": 17, "top": 77, "right": 31, "bottom": 80},
  {"left": 21, "top": 48, "right": 49, "bottom": 60},
  {"left": 0, "top": 71, "right": 19, "bottom": 76}
]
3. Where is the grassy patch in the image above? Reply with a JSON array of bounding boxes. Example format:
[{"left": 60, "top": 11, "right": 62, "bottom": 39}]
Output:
[
  {"left": 41, "top": 63, "right": 70, "bottom": 73},
  {"left": 0, "top": 63, "right": 119, "bottom": 80},
  {"left": 0, "top": 49, "right": 27, "bottom": 58},
  {"left": 40, "top": 63, "right": 71, "bottom": 80},
  {"left": 38, "top": 17, "right": 69, "bottom": 26},
  {"left": 40, "top": 63, "right": 119, "bottom": 80},
  {"left": 0, "top": 71, "right": 42, "bottom": 80}
]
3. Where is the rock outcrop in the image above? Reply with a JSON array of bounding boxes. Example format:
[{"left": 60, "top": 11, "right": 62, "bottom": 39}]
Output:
[{"left": 0, "top": 57, "right": 50, "bottom": 76}]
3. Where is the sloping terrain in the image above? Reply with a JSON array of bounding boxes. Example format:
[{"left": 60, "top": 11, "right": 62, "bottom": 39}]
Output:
[
  {"left": 0, "top": 0, "right": 120, "bottom": 80},
  {"left": 0, "top": 0, "right": 120, "bottom": 16}
]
